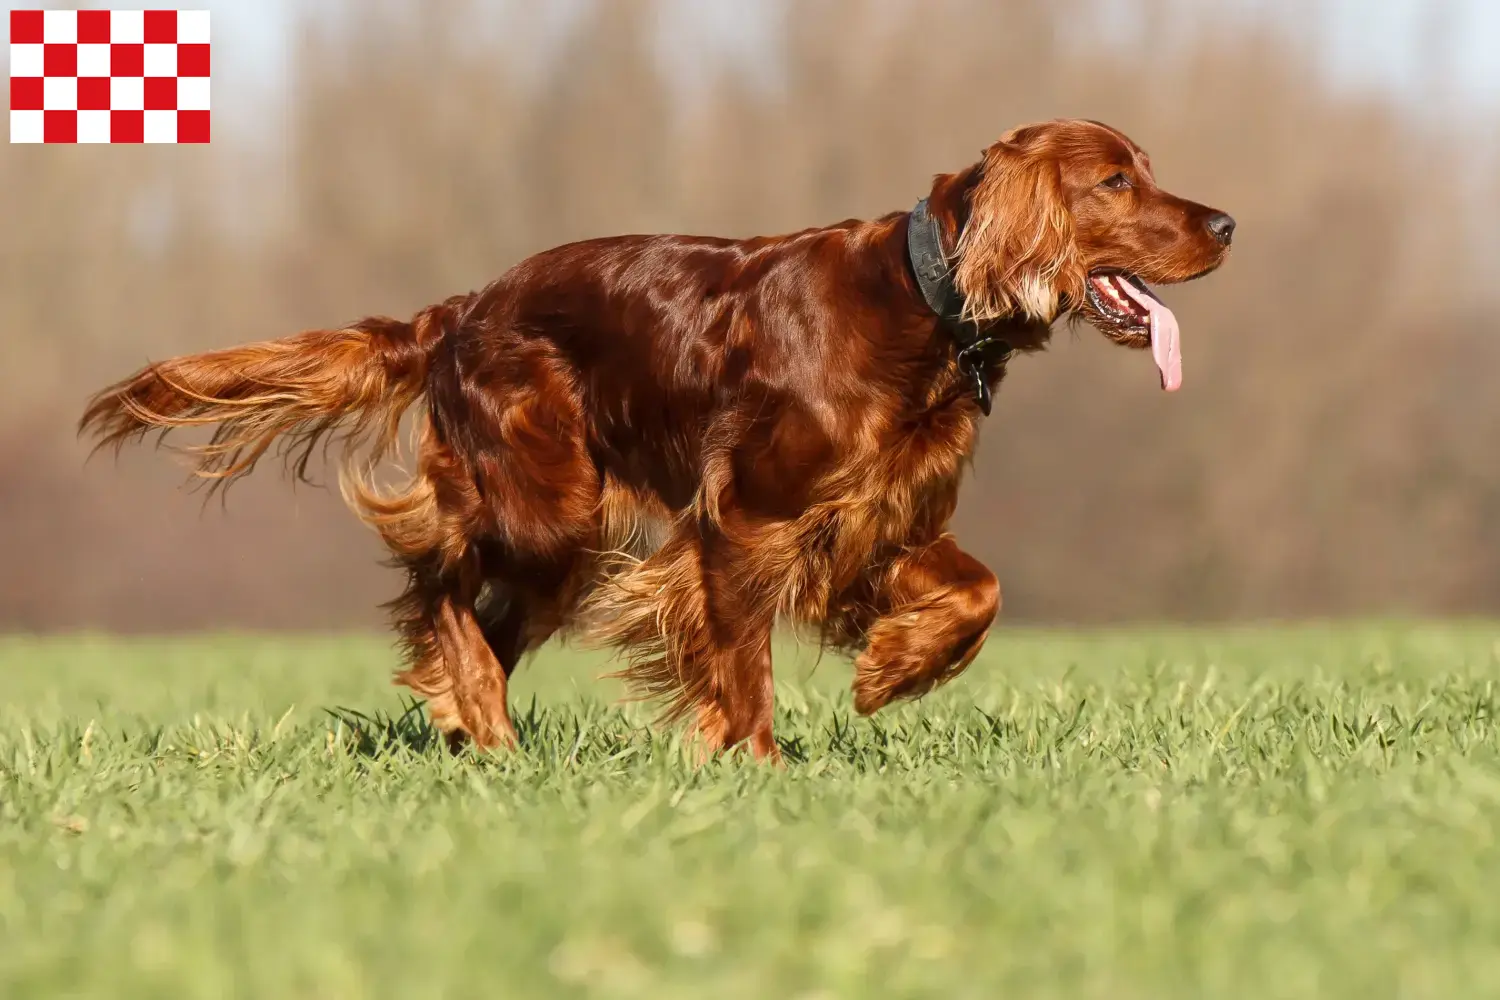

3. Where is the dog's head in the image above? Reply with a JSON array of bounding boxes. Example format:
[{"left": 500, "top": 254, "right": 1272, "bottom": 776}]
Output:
[{"left": 951, "top": 119, "right": 1233, "bottom": 390}]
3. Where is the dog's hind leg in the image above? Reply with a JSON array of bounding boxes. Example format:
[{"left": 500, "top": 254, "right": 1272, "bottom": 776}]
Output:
[
  {"left": 353, "top": 430, "right": 535, "bottom": 752},
  {"left": 390, "top": 545, "right": 594, "bottom": 755},
  {"left": 374, "top": 350, "right": 601, "bottom": 752},
  {"left": 466, "top": 556, "right": 583, "bottom": 722},
  {"left": 389, "top": 551, "right": 519, "bottom": 752}
]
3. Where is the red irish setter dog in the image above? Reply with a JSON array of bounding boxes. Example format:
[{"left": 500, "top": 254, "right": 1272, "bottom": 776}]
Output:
[{"left": 81, "top": 119, "right": 1233, "bottom": 760}]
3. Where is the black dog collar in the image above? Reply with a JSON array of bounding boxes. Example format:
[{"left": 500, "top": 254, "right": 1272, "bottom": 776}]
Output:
[{"left": 906, "top": 197, "right": 1012, "bottom": 415}]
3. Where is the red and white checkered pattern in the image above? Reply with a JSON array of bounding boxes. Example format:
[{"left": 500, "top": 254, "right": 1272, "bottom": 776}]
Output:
[{"left": 10, "top": 9, "right": 210, "bottom": 143}]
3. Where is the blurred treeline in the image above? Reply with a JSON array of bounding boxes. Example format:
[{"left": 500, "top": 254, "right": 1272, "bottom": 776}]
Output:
[{"left": 2, "top": 0, "right": 1497, "bottom": 630}]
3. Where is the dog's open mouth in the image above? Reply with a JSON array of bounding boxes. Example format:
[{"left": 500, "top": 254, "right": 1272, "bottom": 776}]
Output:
[{"left": 1084, "top": 270, "right": 1182, "bottom": 392}]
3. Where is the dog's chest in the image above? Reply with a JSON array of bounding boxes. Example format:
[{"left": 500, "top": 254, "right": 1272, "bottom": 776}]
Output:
[
  {"left": 864, "top": 398, "right": 978, "bottom": 533},
  {"left": 807, "top": 394, "right": 981, "bottom": 570}
]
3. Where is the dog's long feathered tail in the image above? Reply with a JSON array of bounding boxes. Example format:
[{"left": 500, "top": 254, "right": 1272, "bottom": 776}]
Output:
[{"left": 78, "top": 299, "right": 463, "bottom": 499}]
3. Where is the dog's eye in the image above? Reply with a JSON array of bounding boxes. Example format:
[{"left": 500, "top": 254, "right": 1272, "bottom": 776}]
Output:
[{"left": 1100, "top": 172, "right": 1132, "bottom": 190}]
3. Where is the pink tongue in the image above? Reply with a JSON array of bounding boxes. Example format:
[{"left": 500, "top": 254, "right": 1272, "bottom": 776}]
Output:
[{"left": 1119, "top": 280, "right": 1182, "bottom": 392}]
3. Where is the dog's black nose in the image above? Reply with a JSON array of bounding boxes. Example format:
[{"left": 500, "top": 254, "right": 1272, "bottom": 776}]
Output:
[{"left": 1205, "top": 212, "right": 1236, "bottom": 246}]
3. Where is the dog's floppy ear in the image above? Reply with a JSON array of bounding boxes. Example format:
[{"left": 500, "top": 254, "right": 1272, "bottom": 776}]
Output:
[{"left": 952, "top": 132, "right": 1081, "bottom": 325}]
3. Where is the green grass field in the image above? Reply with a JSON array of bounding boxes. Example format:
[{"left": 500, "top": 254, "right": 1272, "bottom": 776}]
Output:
[{"left": 4, "top": 624, "right": 1500, "bottom": 999}]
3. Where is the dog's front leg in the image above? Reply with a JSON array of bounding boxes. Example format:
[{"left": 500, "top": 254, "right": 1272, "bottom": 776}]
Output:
[
  {"left": 850, "top": 535, "right": 1000, "bottom": 715},
  {"left": 690, "top": 530, "right": 781, "bottom": 763},
  {"left": 688, "top": 627, "right": 778, "bottom": 764}
]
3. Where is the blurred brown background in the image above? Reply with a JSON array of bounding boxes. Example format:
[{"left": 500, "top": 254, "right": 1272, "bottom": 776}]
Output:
[{"left": 3, "top": 0, "right": 1499, "bottom": 631}]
